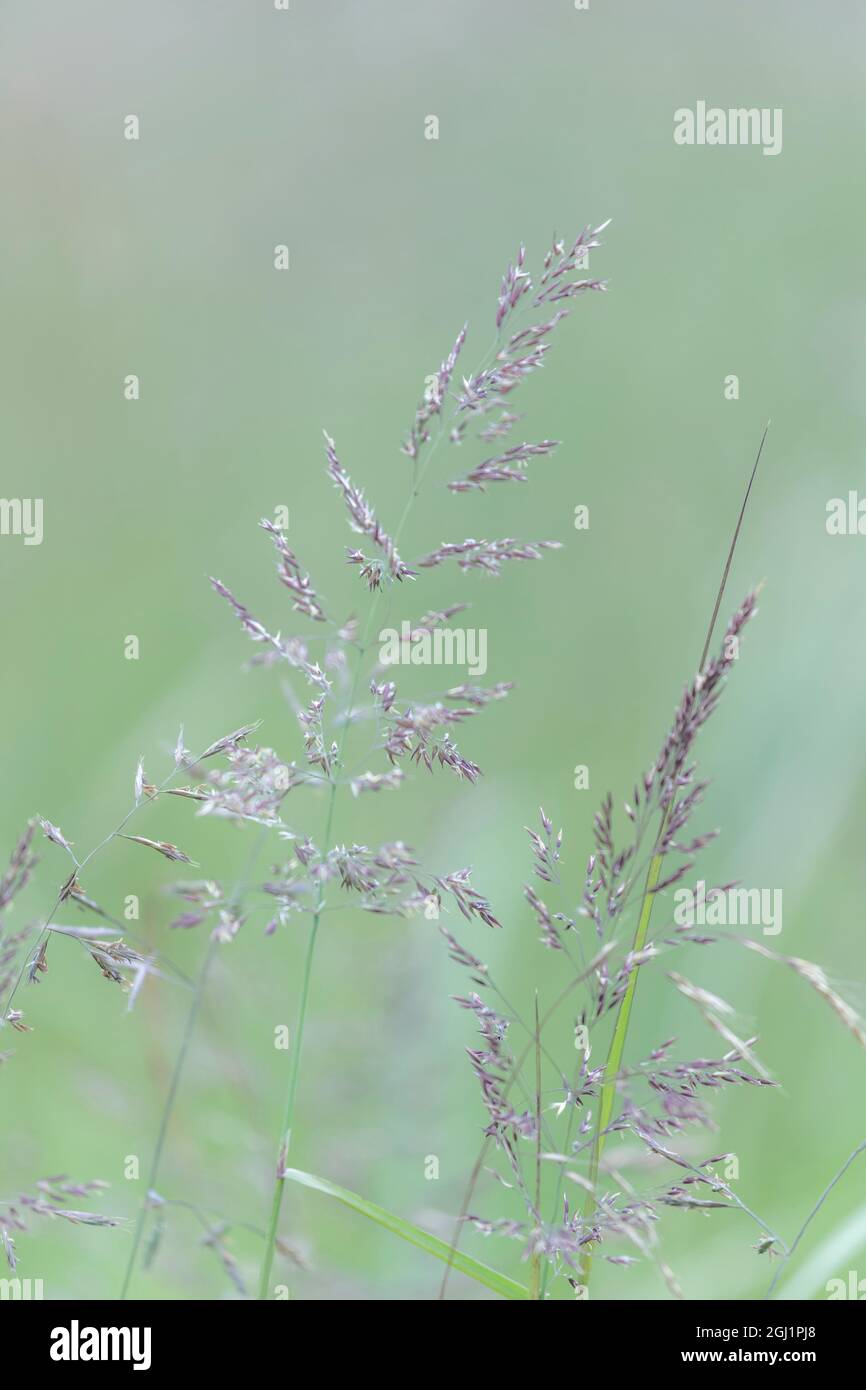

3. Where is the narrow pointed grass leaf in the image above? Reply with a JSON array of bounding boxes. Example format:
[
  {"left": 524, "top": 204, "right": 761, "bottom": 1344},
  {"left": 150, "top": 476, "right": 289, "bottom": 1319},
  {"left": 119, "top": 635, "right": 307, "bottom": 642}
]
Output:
[{"left": 281, "top": 1167, "right": 529, "bottom": 1300}]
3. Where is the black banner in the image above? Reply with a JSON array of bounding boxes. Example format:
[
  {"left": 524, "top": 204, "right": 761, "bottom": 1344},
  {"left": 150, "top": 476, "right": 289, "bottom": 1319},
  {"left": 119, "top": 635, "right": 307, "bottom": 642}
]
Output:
[{"left": 2, "top": 1297, "right": 858, "bottom": 1373}]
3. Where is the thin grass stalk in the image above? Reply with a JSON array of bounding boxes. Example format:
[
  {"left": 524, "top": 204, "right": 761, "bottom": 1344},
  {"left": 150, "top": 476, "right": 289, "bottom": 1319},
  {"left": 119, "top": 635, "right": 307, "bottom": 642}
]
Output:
[
  {"left": 438, "top": 969, "right": 599, "bottom": 1298},
  {"left": 2, "top": 737, "right": 227, "bottom": 1024},
  {"left": 578, "top": 424, "right": 768, "bottom": 1288},
  {"left": 120, "top": 936, "right": 220, "bottom": 1299},
  {"left": 765, "top": 1139, "right": 866, "bottom": 1299},
  {"left": 256, "top": 472, "right": 429, "bottom": 1299},
  {"left": 255, "top": 613, "right": 376, "bottom": 1300},
  {"left": 538, "top": 1049, "right": 585, "bottom": 1299},
  {"left": 439, "top": 426, "right": 767, "bottom": 1299},
  {"left": 255, "top": 326, "right": 515, "bottom": 1298},
  {"left": 119, "top": 825, "right": 269, "bottom": 1299},
  {"left": 578, "top": 827, "right": 667, "bottom": 1285},
  {"left": 529, "top": 992, "right": 542, "bottom": 1300}
]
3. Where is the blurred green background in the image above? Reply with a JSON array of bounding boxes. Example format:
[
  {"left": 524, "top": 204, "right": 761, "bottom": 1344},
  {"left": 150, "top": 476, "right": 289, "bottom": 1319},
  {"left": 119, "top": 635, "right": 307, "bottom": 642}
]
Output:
[{"left": 2, "top": 0, "right": 865, "bottom": 1301}]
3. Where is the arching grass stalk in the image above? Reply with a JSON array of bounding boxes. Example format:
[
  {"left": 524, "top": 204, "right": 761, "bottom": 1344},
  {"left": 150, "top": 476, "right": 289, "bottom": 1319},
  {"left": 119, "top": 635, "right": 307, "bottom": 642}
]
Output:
[{"left": 765, "top": 1139, "right": 866, "bottom": 1299}]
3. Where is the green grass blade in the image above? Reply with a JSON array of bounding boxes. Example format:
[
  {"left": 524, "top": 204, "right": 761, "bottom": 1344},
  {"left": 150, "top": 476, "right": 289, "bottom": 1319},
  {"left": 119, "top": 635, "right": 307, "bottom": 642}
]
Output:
[{"left": 282, "top": 1167, "right": 529, "bottom": 1300}]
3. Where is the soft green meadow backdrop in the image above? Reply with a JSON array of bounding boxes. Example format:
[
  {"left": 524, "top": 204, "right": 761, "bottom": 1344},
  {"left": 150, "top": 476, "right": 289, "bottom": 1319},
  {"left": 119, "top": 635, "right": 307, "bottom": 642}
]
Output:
[{"left": 2, "top": 0, "right": 865, "bottom": 1300}]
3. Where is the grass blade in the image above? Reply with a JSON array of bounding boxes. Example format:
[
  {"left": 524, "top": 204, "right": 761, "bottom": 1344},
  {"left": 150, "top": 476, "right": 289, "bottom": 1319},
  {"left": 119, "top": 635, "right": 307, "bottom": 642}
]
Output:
[{"left": 281, "top": 1167, "right": 529, "bottom": 1300}]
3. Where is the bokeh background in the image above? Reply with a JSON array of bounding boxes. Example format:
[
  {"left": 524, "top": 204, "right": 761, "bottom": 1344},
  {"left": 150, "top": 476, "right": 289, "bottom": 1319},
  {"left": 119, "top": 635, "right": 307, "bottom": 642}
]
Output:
[{"left": 2, "top": 0, "right": 865, "bottom": 1301}]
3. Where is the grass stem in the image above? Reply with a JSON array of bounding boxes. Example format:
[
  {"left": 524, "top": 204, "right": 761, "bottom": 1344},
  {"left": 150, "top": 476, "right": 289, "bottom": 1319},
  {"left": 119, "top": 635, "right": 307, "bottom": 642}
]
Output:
[
  {"left": 120, "top": 825, "right": 268, "bottom": 1299},
  {"left": 578, "top": 424, "right": 768, "bottom": 1290},
  {"left": 255, "top": 598, "right": 380, "bottom": 1299},
  {"left": 255, "top": 326, "right": 508, "bottom": 1297}
]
